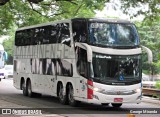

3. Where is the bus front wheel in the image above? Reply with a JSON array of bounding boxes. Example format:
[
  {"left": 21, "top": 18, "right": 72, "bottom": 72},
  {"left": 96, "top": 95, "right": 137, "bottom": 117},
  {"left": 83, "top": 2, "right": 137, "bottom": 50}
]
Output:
[{"left": 111, "top": 103, "right": 122, "bottom": 108}]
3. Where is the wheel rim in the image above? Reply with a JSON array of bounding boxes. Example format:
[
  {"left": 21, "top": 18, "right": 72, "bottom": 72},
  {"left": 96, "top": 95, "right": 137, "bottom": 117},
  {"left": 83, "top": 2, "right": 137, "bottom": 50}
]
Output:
[{"left": 68, "top": 85, "right": 74, "bottom": 103}]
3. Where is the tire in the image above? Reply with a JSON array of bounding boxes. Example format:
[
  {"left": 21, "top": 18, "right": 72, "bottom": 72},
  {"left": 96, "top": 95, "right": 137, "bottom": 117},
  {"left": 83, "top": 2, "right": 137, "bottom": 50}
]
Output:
[
  {"left": 22, "top": 81, "right": 27, "bottom": 96},
  {"left": 111, "top": 103, "right": 122, "bottom": 108},
  {"left": 27, "top": 80, "right": 34, "bottom": 97},
  {"left": 68, "top": 84, "right": 79, "bottom": 106},
  {"left": 58, "top": 83, "right": 67, "bottom": 104}
]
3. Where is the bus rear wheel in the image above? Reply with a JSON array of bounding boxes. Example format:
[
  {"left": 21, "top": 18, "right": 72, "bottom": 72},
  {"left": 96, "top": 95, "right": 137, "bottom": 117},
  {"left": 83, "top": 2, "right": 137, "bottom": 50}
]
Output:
[
  {"left": 22, "top": 81, "right": 27, "bottom": 96},
  {"left": 111, "top": 103, "right": 122, "bottom": 108},
  {"left": 68, "top": 84, "right": 79, "bottom": 106},
  {"left": 58, "top": 83, "right": 67, "bottom": 104},
  {"left": 27, "top": 80, "right": 34, "bottom": 97}
]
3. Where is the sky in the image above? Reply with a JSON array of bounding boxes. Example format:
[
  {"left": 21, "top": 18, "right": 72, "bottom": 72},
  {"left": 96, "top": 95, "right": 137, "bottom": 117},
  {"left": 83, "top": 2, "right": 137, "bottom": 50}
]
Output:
[{"left": 95, "top": 0, "right": 145, "bottom": 21}]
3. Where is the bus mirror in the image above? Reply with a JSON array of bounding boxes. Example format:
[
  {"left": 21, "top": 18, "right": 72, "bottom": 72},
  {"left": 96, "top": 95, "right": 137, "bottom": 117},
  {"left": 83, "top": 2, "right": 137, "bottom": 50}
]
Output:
[{"left": 141, "top": 46, "right": 153, "bottom": 63}]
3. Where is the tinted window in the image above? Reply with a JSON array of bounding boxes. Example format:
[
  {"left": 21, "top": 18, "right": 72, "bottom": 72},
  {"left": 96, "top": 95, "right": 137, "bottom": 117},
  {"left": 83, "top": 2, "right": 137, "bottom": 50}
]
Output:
[
  {"left": 72, "top": 20, "right": 87, "bottom": 43},
  {"left": 31, "top": 58, "right": 72, "bottom": 77},
  {"left": 50, "top": 24, "right": 59, "bottom": 43},
  {"left": 56, "top": 59, "right": 73, "bottom": 77},
  {"left": 58, "top": 23, "right": 71, "bottom": 46},
  {"left": 89, "top": 23, "right": 139, "bottom": 48},
  {"left": 15, "top": 23, "right": 71, "bottom": 46}
]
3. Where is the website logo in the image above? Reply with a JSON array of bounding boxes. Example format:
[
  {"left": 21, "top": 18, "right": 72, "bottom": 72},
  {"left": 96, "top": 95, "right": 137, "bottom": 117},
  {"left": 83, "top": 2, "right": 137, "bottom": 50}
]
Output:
[{"left": 2, "top": 109, "right": 12, "bottom": 114}]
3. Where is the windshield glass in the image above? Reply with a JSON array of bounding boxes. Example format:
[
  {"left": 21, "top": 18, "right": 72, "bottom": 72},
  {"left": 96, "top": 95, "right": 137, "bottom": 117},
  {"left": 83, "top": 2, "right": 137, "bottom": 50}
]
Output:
[
  {"left": 89, "top": 22, "right": 139, "bottom": 48},
  {"left": 91, "top": 53, "right": 141, "bottom": 84}
]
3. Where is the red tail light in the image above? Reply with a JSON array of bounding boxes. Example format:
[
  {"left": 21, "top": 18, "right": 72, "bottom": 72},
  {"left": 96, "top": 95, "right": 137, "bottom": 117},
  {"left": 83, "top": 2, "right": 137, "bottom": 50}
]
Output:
[{"left": 87, "top": 80, "right": 93, "bottom": 99}]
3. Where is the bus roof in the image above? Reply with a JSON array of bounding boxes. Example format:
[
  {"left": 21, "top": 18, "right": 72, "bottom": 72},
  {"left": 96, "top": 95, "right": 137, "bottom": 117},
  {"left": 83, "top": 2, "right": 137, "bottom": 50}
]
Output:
[
  {"left": 71, "top": 18, "right": 132, "bottom": 23},
  {"left": 16, "top": 18, "right": 133, "bottom": 31}
]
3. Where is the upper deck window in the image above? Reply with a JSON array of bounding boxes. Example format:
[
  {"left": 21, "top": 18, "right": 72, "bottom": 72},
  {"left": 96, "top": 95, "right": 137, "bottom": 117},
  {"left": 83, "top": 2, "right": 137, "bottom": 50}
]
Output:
[{"left": 89, "top": 22, "right": 139, "bottom": 48}]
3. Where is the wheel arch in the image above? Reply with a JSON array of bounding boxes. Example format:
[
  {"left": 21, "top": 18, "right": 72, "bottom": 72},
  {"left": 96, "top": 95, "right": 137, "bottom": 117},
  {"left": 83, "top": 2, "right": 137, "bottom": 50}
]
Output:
[
  {"left": 20, "top": 77, "right": 25, "bottom": 90},
  {"left": 26, "top": 77, "right": 31, "bottom": 85},
  {"left": 57, "top": 81, "right": 63, "bottom": 97}
]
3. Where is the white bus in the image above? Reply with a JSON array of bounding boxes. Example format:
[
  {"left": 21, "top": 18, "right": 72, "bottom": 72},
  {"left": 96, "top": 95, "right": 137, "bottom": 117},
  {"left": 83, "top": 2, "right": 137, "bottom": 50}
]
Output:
[{"left": 14, "top": 18, "right": 143, "bottom": 107}]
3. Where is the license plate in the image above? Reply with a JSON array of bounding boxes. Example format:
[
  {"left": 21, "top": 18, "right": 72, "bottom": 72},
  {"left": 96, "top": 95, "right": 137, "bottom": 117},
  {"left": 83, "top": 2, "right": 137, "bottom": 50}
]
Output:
[{"left": 114, "top": 98, "right": 123, "bottom": 102}]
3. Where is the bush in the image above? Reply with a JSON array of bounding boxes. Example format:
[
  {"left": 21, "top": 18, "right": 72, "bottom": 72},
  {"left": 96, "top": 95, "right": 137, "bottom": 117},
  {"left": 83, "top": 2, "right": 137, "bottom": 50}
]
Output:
[{"left": 142, "top": 62, "right": 159, "bottom": 75}]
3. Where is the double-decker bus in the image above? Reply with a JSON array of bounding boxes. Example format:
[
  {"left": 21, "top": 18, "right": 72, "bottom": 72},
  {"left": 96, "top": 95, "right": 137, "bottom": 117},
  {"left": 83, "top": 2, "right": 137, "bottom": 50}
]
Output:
[{"left": 14, "top": 18, "right": 143, "bottom": 107}]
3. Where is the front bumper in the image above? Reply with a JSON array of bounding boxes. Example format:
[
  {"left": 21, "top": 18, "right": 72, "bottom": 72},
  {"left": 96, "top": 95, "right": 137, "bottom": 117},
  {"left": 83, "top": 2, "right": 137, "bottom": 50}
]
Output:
[{"left": 88, "top": 92, "right": 142, "bottom": 105}]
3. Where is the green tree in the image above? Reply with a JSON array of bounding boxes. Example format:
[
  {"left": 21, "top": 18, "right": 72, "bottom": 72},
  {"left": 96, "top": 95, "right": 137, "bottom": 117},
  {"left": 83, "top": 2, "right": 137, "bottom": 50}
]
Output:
[
  {"left": 2, "top": 24, "right": 17, "bottom": 64},
  {"left": 0, "top": 0, "right": 107, "bottom": 34},
  {"left": 136, "top": 19, "right": 160, "bottom": 74},
  {"left": 1, "top": 0, "right": 160, "bottom": 35}
]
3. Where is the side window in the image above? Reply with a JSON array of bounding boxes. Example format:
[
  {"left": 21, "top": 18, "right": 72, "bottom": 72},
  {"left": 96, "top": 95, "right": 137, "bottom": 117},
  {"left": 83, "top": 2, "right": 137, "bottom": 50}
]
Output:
[
  {"left": 76, "top": 47, "right": 88, "bottom": 78},
  {"left": 46, "top": 59, "right": 55, "bottom": 75},
  {"left": 33, "top": 28, "right": 41, "bottom": 45},
  {"left": 26, "top": 29, "right": 33, "bottom": 45},
  {"left": 56, "top": 59, "right": 73, "bottom": 77},
  {"left": 42, "top": 26, "right": 50, "bottom": 44},
  {"left": 58, "top": 23, "right": 71, "bottom": 46},
  {"left": 50, "top": 24, "right": 58, "bottom": 43},
  {"left": 72, "top": 20, "right": 87, "bottom": 43},
  {"left": 15, "top": 31, "right": 22, "bottom": 46}
]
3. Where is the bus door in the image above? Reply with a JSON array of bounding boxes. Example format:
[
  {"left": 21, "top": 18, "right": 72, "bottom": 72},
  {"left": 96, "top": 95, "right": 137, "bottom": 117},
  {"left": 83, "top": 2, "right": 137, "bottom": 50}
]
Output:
[{"left": 76, "top": 47, "right": 88, "bottom": 99}]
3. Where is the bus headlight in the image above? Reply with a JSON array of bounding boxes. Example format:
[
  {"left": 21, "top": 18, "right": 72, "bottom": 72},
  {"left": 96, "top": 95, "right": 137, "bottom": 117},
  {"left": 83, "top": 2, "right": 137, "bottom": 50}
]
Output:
[
  {"left": 135, "top": 88, "right": 141, "bottom": 93},
  {"left": 93, "top": 87, "right": 99, "bottom": 91},
  {"left": 93, "top": 87, "right": 104, "bottom": 92}
]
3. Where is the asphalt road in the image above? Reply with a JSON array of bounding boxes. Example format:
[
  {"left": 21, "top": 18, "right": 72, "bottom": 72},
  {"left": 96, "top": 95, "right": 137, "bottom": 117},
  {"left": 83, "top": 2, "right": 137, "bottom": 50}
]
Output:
[{"left": 0, "top": 78, "right": 159, "bottom": 117}]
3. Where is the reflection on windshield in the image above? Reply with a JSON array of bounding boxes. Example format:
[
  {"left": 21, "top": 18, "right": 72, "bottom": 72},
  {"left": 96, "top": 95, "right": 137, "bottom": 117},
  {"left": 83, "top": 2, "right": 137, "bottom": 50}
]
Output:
[
  {"left": 89, "top": 23, "right": 139, "bottom": 47},
  {"left": 91, "top": 53, "right": 141, "bottom": 82}
]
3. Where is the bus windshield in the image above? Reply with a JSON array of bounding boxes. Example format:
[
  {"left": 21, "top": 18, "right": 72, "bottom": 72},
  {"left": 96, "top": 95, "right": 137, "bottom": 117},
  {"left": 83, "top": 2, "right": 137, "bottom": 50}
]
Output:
[
  {"left": 89, "top": 22, "right": 139, "bottom": 48},
  {"left": 91, "top": 53, "right": 141, "bottom": 85}
]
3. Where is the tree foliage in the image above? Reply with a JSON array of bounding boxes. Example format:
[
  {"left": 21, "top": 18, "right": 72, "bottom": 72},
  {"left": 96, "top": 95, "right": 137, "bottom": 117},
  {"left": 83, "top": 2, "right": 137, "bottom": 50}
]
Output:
[
  {"left": 2, "top": 24, "right": 17, "bottom": 64},
  {"left": 0, "top": 0, "right": 160, "bottom": 35},
  {"left": 0, "top": 0, "right": 107, "bottom": 35},
  {"left": 136, "top": 19, "right": 160, "bottom": 74}
]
